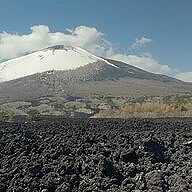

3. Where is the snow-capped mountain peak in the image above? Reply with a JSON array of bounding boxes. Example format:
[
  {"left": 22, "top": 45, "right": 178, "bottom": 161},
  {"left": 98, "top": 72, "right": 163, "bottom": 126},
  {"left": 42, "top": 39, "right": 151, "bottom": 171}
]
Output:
[{"left": 0, "top": 45, "right": 118, "bottom": 82}]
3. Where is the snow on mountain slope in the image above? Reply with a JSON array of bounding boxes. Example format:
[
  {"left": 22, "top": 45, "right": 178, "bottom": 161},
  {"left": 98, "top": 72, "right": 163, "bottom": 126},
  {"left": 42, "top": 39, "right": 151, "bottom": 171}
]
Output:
[{"left": 0, "top": 45, "right": 118, "bottom": 82}]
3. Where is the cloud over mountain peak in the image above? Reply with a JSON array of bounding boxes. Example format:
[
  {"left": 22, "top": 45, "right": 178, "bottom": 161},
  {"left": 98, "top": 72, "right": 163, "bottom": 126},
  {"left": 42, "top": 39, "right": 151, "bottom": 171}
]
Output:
[{"left": 0, "top": 25, "right": 191, "bottom": 82}]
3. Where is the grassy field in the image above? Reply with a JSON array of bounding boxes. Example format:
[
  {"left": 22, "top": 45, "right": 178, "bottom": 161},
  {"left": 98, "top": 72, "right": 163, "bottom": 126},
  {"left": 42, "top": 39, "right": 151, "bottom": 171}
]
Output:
[
  {"left": 95, "top": 102, "right": 192, "bottom": 118},
  {"left": 0, "top": 93, "right": 192, "bottom": 119}
]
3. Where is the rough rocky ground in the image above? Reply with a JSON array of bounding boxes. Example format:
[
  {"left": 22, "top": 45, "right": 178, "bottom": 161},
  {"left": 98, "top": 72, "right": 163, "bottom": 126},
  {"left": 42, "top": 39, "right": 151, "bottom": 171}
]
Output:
[{"left": 0, "top": 118, "right": 192, "bottom": 192}]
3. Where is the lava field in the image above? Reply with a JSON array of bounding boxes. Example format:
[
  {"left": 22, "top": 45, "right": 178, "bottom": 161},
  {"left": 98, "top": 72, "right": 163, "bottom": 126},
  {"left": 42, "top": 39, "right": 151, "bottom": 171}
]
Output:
[{"left": 0, "top": 118, "right": 192, "bottom": 192}]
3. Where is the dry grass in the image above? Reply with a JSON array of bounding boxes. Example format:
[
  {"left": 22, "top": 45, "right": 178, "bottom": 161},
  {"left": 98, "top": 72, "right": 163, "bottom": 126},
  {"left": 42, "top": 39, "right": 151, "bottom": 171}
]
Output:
[{"left": 95, "top": 103, "right": 192, "bottom": 118}]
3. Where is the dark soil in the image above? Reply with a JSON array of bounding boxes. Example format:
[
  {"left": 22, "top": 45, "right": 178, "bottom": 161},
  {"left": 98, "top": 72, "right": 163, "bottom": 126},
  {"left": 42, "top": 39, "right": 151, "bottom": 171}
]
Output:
[{"left": 0, "top": 118, "right": 192, "bottom": 192}]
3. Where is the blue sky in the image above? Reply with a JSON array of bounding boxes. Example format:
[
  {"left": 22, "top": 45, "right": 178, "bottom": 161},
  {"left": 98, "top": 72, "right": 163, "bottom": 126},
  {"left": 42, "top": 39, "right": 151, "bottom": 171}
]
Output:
[{"left": 0, "top": 0, "right": 192, "bottom": 80}]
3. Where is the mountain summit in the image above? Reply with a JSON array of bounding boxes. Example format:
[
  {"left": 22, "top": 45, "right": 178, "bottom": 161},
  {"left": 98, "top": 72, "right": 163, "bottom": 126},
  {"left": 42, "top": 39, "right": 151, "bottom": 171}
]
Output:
[{"left": 0, "top": 45, "right": 118, "bottom": 82}]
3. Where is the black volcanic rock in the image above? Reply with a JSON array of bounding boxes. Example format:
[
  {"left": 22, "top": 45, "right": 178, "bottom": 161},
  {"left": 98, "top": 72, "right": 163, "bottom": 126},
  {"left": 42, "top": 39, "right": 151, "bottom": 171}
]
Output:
[{"left": 0, "top": 118, "right": 192, "bottom": 191}]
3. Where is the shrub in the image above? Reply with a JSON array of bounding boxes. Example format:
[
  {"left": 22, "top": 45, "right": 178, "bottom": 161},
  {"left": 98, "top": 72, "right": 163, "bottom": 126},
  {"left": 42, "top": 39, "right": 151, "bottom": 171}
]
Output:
[
  {"left": 27, "top": 109, "right": 40, "bottom": 120},
  {"left": 0, "top": 110, "right": 13, "bottom": 121}
]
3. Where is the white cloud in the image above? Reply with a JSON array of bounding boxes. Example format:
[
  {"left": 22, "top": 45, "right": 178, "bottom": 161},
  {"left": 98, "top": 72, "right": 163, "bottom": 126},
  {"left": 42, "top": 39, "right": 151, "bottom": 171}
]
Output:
[
  {"left": 0, "top": 25, "right": 191, "bottom": 82},
  {"left": 175, "top": 72, "right": 192, "bottom": 82},
  {"left": 111, "top": 54, "right": 174, "bottom": 74},
  {"left": 129, "top": 36, "right": 152, "bottom": 50},
  {"left": 0, "top": 25, "right": 112, "bottom": 60}
]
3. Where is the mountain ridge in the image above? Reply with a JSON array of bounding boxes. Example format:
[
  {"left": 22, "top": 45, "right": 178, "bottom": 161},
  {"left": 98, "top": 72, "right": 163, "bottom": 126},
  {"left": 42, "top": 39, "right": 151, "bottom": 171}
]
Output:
[{"left": 0, "top": 45, "right": 192, "bottom": 104}]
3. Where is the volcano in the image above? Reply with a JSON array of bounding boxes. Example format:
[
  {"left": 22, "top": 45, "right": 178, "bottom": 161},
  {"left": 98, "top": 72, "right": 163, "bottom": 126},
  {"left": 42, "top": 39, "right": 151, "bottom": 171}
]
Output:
[{"left": 0, "top": 45, "right": 192, "bottom": 103}]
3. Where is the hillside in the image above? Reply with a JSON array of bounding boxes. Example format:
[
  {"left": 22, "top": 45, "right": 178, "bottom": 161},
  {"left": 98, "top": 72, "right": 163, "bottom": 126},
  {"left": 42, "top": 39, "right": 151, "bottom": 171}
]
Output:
[{"left": 0, "top": 45, "right": 192, "bottom": 117}]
